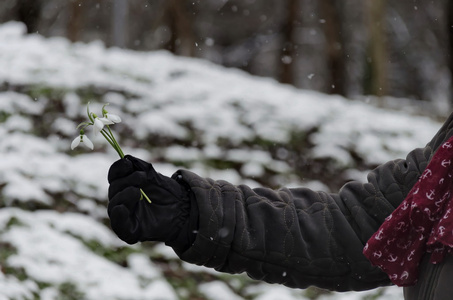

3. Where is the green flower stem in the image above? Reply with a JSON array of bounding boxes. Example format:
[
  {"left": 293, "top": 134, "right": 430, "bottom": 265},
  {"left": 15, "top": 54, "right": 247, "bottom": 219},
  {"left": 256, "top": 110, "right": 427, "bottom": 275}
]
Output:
[
  {"left": 100, "top": 130, "right": 122, "bottom": 157},
  {"left": 100, "top": 127, "right": 151, "bottom": 204},
  {"left": 139, "top": 188, "right": 152, "bottom": 203},
  {"left": 106, "top": 126, "right": 124, "bottom": 158}
]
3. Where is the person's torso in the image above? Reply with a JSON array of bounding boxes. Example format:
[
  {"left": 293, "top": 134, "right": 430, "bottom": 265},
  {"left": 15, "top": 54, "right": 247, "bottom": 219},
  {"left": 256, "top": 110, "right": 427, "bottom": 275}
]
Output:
[{"left": 403, "top": 253, "right": 453, "bottom": 300}]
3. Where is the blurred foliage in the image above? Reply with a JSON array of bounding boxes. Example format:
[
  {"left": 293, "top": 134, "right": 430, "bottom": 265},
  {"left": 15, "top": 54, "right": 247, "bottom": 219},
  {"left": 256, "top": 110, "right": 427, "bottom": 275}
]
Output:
[{"left": 57, "top": 282, "right": 86, "bottom": 300}]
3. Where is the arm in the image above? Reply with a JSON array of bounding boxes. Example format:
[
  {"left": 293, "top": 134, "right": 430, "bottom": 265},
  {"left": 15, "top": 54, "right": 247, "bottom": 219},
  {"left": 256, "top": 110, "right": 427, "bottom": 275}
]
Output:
[
  {"left": 173, "top": 148, "right": 427, "bottom": 291},
  {"left": 172, "top": 113, "right": 453, "bottom": 291},
  {"left": 108, "top": 112, "right": 453, "bottom": 292}
]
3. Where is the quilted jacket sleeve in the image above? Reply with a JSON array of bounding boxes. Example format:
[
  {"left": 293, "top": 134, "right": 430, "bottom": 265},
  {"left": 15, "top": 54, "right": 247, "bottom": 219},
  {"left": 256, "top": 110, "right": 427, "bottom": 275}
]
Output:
[{"left": 172, "top": 112, "right": 453, "bottom": 292}]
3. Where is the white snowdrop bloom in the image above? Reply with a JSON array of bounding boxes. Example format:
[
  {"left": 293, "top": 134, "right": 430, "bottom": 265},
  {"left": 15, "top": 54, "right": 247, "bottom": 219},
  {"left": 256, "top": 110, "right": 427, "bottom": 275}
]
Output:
[
  {"left": 93, "top": 116, "right": 113, "bottom": 135},
  {"left": 71, "top": 134, "right": 94, "bottom": 150},
  {"left": 99, "top": 116, "right": 114, "bottom": 125},
  {"left": 105, "top": 113, "right": 121, "bottom": 124}
]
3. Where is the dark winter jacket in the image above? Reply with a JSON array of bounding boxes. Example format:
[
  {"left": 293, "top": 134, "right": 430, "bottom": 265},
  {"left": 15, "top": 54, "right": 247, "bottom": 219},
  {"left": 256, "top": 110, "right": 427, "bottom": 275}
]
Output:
[
  {"left": 403, "top": 253, "right": 453, "bottom": 300},
  {"left": 171, "top": 112, "right": 453, "bottom": 292}
]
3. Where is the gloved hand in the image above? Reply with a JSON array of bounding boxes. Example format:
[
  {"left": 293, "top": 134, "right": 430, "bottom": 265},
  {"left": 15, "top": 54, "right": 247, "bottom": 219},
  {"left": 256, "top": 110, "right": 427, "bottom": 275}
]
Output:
[{"left": 107, "top": 155, "right": 194, "bottom": 249}]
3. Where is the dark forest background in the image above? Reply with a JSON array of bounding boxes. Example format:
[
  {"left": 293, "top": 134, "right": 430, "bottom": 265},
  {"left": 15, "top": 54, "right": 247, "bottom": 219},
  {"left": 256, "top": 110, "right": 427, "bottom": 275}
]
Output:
[{"left": 2, "top": 0, "right": 452, "bottom": 114}]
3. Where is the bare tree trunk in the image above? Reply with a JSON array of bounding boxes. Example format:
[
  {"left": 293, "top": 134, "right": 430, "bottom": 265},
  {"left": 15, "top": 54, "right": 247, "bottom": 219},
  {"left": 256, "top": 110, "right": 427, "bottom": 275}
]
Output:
[
  {"left": 318, "top": 0, "right": 345, "bottom": 96},
  {"left": 279, "top": 0, "right": 299, "bottom": 85},
  {"left": 165, "top": 0, "right": 195, "bottom": 57},
  {"left": 367, "top": 0, "right": 387, "bottom": 97},
  {"left": 112, "top": 0, "right": 129, "bottom": 48},
  {"left": 67, "top": 0, "right": 84, "bottom": 42},
  {"left": 17, "top": 0, "right": 42, "bottom": 33}
]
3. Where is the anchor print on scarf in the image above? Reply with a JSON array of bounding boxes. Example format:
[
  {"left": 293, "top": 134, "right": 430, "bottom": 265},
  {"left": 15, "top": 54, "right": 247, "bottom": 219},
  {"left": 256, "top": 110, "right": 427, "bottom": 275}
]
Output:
[{"left": 363, "top": 137, "right": 453, "bottom": 286}]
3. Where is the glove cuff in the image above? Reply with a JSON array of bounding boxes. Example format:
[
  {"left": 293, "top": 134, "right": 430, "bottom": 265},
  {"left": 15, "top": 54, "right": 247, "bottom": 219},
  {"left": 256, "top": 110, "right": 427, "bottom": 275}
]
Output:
[{"left": 165, "top": 172, "right": 199, "bottom": 252}]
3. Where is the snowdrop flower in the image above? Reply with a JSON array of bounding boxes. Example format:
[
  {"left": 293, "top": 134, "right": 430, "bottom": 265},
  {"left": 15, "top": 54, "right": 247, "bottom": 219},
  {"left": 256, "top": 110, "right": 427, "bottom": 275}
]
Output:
[
  {"left": 102, "top": 104, "right": 122, "bottom": 124},
  {"left": 105, "top": 113, "right": 121, "bottom": 124},
  {"left": 71, "top": 133, "right": 94, "bottom": 150},
  {"left": 93, "top": 115, "right": 113, "bottom": 135}
]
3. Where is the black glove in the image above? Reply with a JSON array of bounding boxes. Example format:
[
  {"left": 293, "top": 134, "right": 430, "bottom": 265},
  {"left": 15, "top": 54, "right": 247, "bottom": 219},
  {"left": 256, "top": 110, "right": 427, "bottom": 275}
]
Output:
[{"left": 107, "top": 155, "right": 195, "bottom": 250}]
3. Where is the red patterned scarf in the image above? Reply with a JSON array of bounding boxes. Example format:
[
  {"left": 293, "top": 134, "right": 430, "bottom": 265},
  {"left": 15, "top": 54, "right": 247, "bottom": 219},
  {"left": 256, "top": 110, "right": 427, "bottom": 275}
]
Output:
[{"left": 363, "top": 136, "right": 453, "bottom": 286}]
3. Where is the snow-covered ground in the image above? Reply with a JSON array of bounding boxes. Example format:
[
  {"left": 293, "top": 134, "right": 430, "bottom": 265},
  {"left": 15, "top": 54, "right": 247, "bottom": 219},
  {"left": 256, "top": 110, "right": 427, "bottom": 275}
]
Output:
[{"left": 0, "top": 21, "right": 445, "bottom": 299}]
